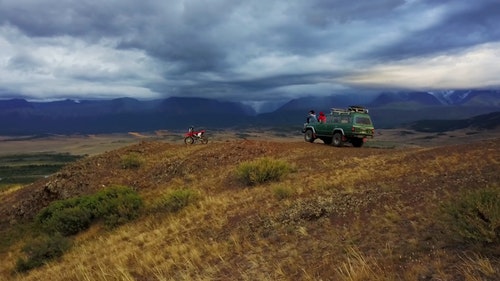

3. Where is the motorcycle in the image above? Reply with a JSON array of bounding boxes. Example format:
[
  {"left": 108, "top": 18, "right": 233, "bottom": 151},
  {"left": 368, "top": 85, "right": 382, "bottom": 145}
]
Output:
[{"left": 184, "top": 128, "right": 208, "bottom": 145}]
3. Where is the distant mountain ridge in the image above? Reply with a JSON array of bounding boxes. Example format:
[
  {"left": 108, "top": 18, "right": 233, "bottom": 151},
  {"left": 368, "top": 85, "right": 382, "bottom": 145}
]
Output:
[
  {"left": 369, "top": 92, "right": 442, "bottom": 107},
  {"left": 368, "top": 89, "right": 500, "bottom": 107},
  {"left": 430, "top": 90, "right": 472, "bottom": 104},
  {"left": 429, "top": 90, "right": 500, "bottom": 105},
  {"left": 0, "top": 97, "right": 256, "bottom": 134},
  {"left": 0, "top": 90, "right": 498, "bottom": 134},
  {"left": 408, "top": 111, "right": 500, "bottom": 132},
  {"left": 0, "top": 98, "right": 33, "bottom": 111},
  {"left": 157, "top": 97, "right": 256, "bottom": 116}
]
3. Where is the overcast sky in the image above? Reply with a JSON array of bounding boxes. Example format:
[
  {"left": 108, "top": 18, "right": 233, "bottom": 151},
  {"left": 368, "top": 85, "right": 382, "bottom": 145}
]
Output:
[{"left": 1, "top": 0, "right": 499, "bottom": 106}]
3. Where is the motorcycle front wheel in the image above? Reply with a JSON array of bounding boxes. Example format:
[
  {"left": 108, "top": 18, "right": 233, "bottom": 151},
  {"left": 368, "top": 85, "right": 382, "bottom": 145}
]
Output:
[
  {"left": 201, "top": 137, "right": 208, "bottom": 144},
  {"left": 184, "top": 137, "right": 195, "bottom": 145}
]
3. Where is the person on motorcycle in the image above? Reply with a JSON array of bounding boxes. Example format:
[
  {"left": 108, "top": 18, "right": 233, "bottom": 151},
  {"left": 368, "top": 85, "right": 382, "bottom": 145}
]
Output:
[
  {"left": 188, "top": 126, "right": 202, "bottom": 137},
  {"left": 184, "top": 126, "right": 208, "bottom": 144}
]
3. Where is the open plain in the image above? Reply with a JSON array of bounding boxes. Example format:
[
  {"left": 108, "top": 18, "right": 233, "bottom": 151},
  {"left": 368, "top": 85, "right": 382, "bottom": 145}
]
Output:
[
  {"left": 1, "top": 127, "right": 499, "bottom": 155},
  {"left": 0, "top": 127, "right": 499, "bottom": 281}
]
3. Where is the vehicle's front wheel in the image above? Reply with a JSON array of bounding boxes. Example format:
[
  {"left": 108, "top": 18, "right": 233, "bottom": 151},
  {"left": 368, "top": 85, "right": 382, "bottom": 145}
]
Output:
[
  {"left": 304, "top": 130, "right": 315, "bottom": 143},
  {"left": 332, "top": 132, "right": 343, "bottom": 147},
  {"left": 352, "top": 137, "right": 364, "bottom": 147},
  {"left": 184, "top": 137, "right": 195, "bottom": 145},
  {"left": 201, "top": 137, "right": 209, "bottom": 144}
]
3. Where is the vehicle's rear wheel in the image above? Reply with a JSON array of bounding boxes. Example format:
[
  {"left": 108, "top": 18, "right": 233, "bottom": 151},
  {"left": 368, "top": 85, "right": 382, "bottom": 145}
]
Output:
[
  {"left": 184, "top": 137, "right": 195, "bottom": 145},
  {"left": 304, "top": 130, "right": 315, "bottom": 143},
  {"left": 332, "top": 132, "right": 343, "bottom": 147},
  {"left": 352, "top": 137, "right": 364, "bottom": 147}
]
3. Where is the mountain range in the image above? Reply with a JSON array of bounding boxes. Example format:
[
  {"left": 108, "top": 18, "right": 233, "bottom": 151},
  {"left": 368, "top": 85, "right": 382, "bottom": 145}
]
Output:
[{"left": 0, "top": 90, "right": 499, "bottom": 135}]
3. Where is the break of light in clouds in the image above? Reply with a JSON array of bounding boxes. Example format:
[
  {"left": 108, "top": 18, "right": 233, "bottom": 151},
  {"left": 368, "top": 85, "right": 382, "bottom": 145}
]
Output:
[
  {"left": 0, "top": 0, "right": 499, "bottom": 103},
  {"left": 343, "top": 42, "right": 500, "bottom": 90}
]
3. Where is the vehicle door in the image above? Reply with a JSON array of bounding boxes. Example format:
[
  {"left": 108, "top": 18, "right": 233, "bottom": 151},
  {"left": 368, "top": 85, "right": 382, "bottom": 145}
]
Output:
[
  {"left": 315, "top": 114, "right": 332, "bottom": 135},
  {"left": 336, "top": 115, "right": 351, "bottom": 135}
]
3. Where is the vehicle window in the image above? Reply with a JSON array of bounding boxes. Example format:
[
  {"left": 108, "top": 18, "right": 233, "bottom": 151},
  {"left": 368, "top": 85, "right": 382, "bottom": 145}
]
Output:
[
  {"left": 340, "top": 116, "right": 350, "bottom": 123},
  {"left": 355, "top": 116, "right": 372, "bottom": 125}
]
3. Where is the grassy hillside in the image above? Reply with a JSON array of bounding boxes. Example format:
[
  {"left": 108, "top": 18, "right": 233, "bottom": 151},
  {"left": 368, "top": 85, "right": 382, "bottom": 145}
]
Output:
[{"left": 0, "top": 138, "right": 499, "bottom": 281}]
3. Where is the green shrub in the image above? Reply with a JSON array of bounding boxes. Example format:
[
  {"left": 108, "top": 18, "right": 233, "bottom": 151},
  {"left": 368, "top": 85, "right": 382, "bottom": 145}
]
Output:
[
  {"left": 236, "top": 157, "right": 292, "bottom": 186},
  {"left": 36, "top": 198, "right": 92, "bottom": 236},
  {"left": 155, "top": 189, "right": 198, "bottom": 213},
  {"left": 442, "top": 187, "right": 500, "bottom": 244},
  {"left": 15, "top": 233, "right": 71, "bottom": 272},
  {"left": 121, "top": 153, "right": 144, "bottom": 169},
  {"left": 37, "top": 205, "right": 92, "bottom": 236},
  {"left": 20, "top": 186, "right": 142, "bottom": 273},
  {"left": 36, "top": 185, "right": 143, "bottom": 234},
  {"left": 91, "top": 185, "right": 144, "bottom": 228}
]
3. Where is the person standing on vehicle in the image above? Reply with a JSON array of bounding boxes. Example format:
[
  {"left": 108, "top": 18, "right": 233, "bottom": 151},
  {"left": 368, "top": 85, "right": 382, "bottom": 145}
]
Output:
[
  {"left": 306, "top": 110, "right": 318, "bottom": 123},
  {"left": 318, "top": 112, "right": 326, "bottom": 123},
  {"left": 302, "top": 110, "right": 318, "bottom": 133}
]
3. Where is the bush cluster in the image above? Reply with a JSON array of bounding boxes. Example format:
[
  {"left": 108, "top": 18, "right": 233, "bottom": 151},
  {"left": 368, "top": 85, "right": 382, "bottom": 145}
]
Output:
[
  {"left": 17, "top": 186, "right": 143, "bottom": 273},
  {"left": 442, "top": 187, "right": 500, "bottom": 244},
  {"left": 236, "top": 157, "right": 292, "bottom": 186},
  {"left": 15, "top": 233, "right": 71, "bottom": 273},
  {"left": 86, "top": 185, "right": 144, "bottom": 228},
  {"left": 36, "top": 197, "right": 92, "bottom": 236},
  {"left": 37, "top": 185, "right": 143, "bottom": 234}
]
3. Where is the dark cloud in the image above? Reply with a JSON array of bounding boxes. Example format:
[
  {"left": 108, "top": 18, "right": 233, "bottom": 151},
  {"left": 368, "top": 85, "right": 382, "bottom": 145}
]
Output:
[
  {"left": 0, "top": 1, "right": 156, "bottom": 38},
  {"left": 365, "top": 0, "right": 500, "bottom": 60},
  {"left": 7, "top": 53, "right": 44, "bottom": 72},
  {"left": 0, "top": 0, "right": 499, "bottom": 107},
  {"left": 304, "top": 0, "right": 405, "bottom": 25}
]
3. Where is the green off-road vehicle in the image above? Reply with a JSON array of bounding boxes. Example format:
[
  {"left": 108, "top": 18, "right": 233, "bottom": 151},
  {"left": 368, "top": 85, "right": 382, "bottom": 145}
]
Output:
[{"left": 302, "top": 106, "right": 374, "bottom": 147}]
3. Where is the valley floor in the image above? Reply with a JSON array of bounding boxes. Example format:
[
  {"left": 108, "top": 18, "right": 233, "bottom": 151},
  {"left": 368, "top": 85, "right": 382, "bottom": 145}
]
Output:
[
  {"left": 0, "top": 126, "right": 499, "bottom": 156},
  {"left": 0, "top": 129, "right": 499, "bottom": 281}
]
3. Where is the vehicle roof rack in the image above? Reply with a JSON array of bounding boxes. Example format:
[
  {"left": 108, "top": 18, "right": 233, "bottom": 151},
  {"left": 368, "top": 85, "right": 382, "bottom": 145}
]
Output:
[
  {"left": 348, "top": 105, "right": 369, "bottom": 113},
  {"left": 331, "top": 108, "right": 349, "bottom": 114},
  {"left": 331, "top": 106, "right": 369, "bottom": 114}
]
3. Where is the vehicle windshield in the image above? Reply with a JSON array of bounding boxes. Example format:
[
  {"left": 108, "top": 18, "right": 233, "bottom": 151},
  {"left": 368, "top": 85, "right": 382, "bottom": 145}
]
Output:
[{"left": 355, "top": 116, "right": 372, "bottom": 125}]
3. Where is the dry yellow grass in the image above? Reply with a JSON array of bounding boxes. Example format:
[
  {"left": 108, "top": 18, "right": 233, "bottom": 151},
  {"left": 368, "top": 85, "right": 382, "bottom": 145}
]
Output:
[{"left": 1, "top": 134, "right": 499, "bottom": 281}]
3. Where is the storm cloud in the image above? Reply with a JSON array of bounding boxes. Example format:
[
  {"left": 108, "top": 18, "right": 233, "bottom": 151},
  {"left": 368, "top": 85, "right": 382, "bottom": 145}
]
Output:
[{"left": 0, "top": 0, "right": 499, "bottom": 105}]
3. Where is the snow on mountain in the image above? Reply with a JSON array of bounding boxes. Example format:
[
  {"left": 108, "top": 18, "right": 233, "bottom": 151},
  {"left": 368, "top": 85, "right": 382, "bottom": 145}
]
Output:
[{"left": 428, "top": 90, "right": 473, "bottom": 105}]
